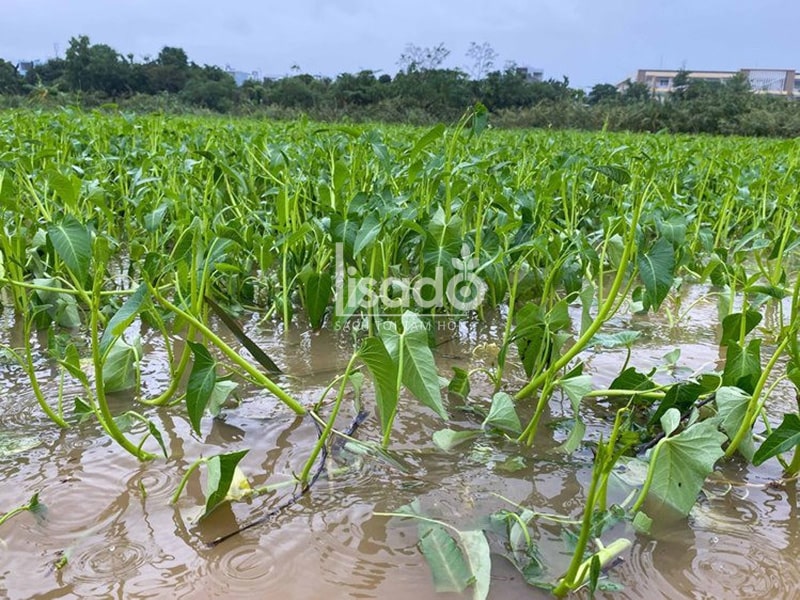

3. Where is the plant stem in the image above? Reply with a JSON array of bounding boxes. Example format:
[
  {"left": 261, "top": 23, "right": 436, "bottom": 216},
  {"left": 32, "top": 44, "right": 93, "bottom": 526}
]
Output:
[
  {"left": 170, "top": 457, "right": 207, "bottom": 504},
  {"left": 152, "top": 288, "right": 305, "bottom": 415},
  {"left": 725, "top": 337, "right": 790, "bottom": 458},
  {"left": 299, "top": 352, "right": 358, "bottom": 484},
  {"left": 90, "top": 270, "right": 154, "bottom": 460},
  {"left": 515, "top": 188, "right": 644, "bottom": 401}
]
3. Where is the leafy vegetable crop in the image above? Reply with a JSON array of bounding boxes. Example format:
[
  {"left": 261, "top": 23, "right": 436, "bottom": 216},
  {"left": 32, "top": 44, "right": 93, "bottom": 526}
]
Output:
[{"left": 1, "top": 106, "right": 799, "bottom": 596}]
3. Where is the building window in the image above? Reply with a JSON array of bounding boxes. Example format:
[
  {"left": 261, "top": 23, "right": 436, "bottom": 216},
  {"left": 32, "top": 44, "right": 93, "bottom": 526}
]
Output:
[{"left": 657, "top": 78, "right": 671, "bottom": 88}]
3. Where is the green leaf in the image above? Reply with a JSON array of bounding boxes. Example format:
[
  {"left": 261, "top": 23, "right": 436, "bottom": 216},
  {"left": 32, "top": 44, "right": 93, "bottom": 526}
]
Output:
[
  {"left": 433, "top": 428, "right": 480, "bottom": 451},
  {"left": 59, "top": 343, "right": 89, "bottom": 387},
  {"left": 382, "top": 313, "right": 447, "bottom": 420},
  {"left": 482, "top": 392, "right": 521, "bottom": 434},
  {"left": 558, "top": 419, "right": 586, "bottom": 454},
  {"left": 662, "top": 348, "right": 681, "bottom": 365},
  {"left": 99, "top": 284, "right": 148, "bottom": 357},
  {"left": 722, "top": 339, "right": 761, "bottom": 393},
  {"left": 715, "top": 386, "right": 752, "bottom": 453},
  {"left": 207, "top": 380, "right": 239, "bottom": 418},
  {"left": 558, "top": 375, "right": 592, "bottom": 412},
  {"left": 418, "top": 522, "right": 471, "bottom": 594},
  {"left": 353, "top": 213, "right": 382, "bottom": 257},
  {"left": 33, "top": 278, "right": 81, "bottom": 328},
  {"left": 102, "top": 336, "right": 142, "bottom": 393},
  {"left": 148, "top": 420, "right": 169, "bottom": 459},
  {"left": 187, "top": 341, "right": 217, "bottom": 436},
  {"left": 144, "top": 203, "right": 169, "bottom": 232},
  {"left": 459, "top": 530, "right": 491, "bottom": 600},
  {"left": 649, "top": 382, "right": 703, "bottom": 426},
  {"left": 609, "top": 366, "right": 655, "bottom": 393},
  {"left": 658, "top": 214, "right": 687, "bottom": 246},
  {"left": 48, "top": 216, "right": 91, "bottom": 283},
  {"left": 648, "top": 420, "right": 727, "bottom": 515},
  {"left": 359, "top": 337, "right": 399, "bottom": 436},
  {"left": 632, "top": 510, "right": 652, "bottom": 534},
  {"left": 448, "top": 367, "right": 471, "bottom": 399},
  {"left": 589, "top": 330, "right": 641, "bottom": 348},
  {"left": 720, "top": 310, "right": 762, "bottom": 347},
  {"left": 660, "top": 407, "right": 680, "bottom": 437},
  {"left": 753, "top": 413, "right": 800, "bottom": 466},
  {"left": 638, "top": 238, "right": 675, "bottom": 312},
  {"left": 590, "top": 164, "right": 631, "bottom": 185},
  {"left": 113, "top": 411, "right": 137, "bottom": 432},
  {"left": 48, "top": 170, "right": 78, "bottom": 206},
  {"left": 301, "top": 271, "right": 333, "bottom": 329},
  {"left": 201, "top": 449, "right": 249, "bottom": 519},
  {"left": 408, "top": 123, "right": 446, "bottom": 159}
]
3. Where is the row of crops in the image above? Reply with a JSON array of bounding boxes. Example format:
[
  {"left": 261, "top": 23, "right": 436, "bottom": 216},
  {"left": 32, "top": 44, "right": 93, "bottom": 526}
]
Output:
[{"left": 1, "top": 106, "right": 799, "bottom": 596}]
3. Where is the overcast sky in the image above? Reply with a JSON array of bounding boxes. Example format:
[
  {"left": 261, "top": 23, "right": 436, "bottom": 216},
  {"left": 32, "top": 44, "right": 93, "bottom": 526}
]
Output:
[{"left": 2, "top": 0, "right": 797, "bottom": 88}]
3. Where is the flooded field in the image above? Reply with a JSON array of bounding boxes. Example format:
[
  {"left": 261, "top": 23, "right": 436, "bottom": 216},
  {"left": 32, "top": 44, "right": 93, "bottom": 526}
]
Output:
[
  {"left": 2, "top": 285, "right": 799, "bottom": 599},
  {"left": 2, "top": 110, "right": 800, "bottom": 598}
]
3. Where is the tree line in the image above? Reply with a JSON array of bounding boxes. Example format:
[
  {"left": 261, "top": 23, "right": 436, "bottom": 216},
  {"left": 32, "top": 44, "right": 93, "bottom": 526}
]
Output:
[{"left": 1, "top": 36, "right": 799, "bottom": 137}]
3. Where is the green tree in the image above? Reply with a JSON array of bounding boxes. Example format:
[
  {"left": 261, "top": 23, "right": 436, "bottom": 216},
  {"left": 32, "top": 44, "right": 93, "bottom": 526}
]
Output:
[
  {"left": 332, "top": 70, "right": 385, "bottom": 107},
  {"left": 23, "top": 58, "right": 67, "bottom": 89},
  {"left": 143, "top": 46, "right": 191, "bottom": 93},
  {"left": 587, "top": 83, "right": 619, "bottom": 105},
  {"left": 621, "top": 79, "right": 651, "bottom": 103},
  {"left": 64, "top": 35, "right": 132, "bottom": 96},
  {"left": 0, "top": 59, "right": 22, "bottom": 94},
  {"left": 180, "top": 66, "right": 238, "bottom": 111}
]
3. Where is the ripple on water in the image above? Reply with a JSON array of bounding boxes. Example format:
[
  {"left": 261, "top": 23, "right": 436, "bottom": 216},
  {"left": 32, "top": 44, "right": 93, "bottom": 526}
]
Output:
[
  {"left": 198, "top": 540, "right": 277, "bottom": 596},
  {"left": 128, "top": 465, "right": 181, "bottom": 501},
  {"left": 72, "top": 540, "right": 149, "bottom": 581},
  {"left": 0, "top": 387, "right": 55, "bottom": 431},
  {"left": 682, "top": 499, "right": 800, "bottom": 599},
  {"left": 617, "top": 496, "right": 800, "bottom": 600}
]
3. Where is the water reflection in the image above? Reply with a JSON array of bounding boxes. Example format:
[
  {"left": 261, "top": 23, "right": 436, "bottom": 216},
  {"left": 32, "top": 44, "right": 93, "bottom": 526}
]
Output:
[{"left": 1, "top": 285, "right": 800, "bottom": 598}]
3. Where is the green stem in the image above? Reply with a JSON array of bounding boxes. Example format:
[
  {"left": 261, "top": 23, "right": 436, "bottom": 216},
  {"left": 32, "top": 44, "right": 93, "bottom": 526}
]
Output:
[
  {"left": 91, "top": 272, "right": 154, "bottom": 460},
  {"left": 170, "top": 457, "right": 207, "bottom": 504},
  {"left": 725, "top": 337, "right": 790, "bottom": 458},
  {"left": 631, "top": 439, "right": 666, "bottom": 513},
  {"left": 299, "top": 352, "right": 358, "bottom": 484},
  {"left": 382, "top": 336, "right": 405, "bottom": 448},
  {"left": 153, "top": 288, "right": 305, "bottom": 415},
  {"left": 515, "top": 188, "right": 644, "bottom": 401},
  {"left": 140, "top": 326, "right": 195, "bottom": 407},
  {"left": 15, "top": 326, "right": 68, "bottom": 428},
  {"left": 553, "top": 451, "right": 603, "bottom": 596},
  {"left": 0, "top": 504, "right": 33, "bottom": 528}
]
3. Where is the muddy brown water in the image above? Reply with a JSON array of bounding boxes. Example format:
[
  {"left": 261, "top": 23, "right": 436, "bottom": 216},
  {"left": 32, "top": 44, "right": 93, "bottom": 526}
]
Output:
[{"left": 2, "top": 286, "right": 800, "bottom": 599}]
